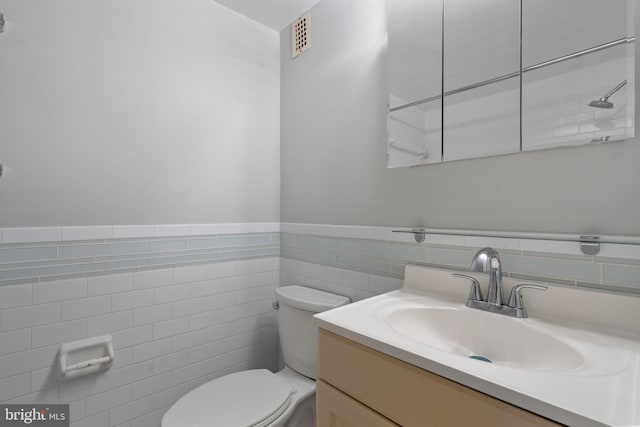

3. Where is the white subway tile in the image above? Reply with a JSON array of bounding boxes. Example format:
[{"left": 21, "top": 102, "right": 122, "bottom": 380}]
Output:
[
  {"left": 170, "top": 360, "right": 206, "bottom": 386},
  {"left": 189, "top": 224, "right": 221, "bottom": 236},
  {"left": 61, "top": 295, "right": 110, "bottom": 321},
  {"left": 34, "top": 278, "right": 87, "bottom": 304},
  {"left": 110, "top": 361, "right": 153, "bottom": 389},
  {"left": 32, "top": 319, "right": 86, "bottom": 348},
  {"left": 112, "top": 347, "right": 133, "bottom": 370},
  {"left": 248, "top": 223, "right": 277, "bottom": 233},
  {"left": 261, "top": 257, "right": 279, "bottom": 272},
  {"left": 248, "top": 271, "right": 277, "bottom": 287},
  {"left": 152, "top": 351, "right": 189, "bottom": 376},
  {"left": 112, "top": 325, "right": 153, "bottom": 349},
  {"left": 0, "top": 373, "right": 30, "bottom": 401},
  {"left": 88, "top": 273, "right": 134, "bottom": 296},
  {"left": 134, "top": 269, "right": 173, "bottom": 289},
  {"left": 189, "top": 311, "right": 223, "bottom": 331},
  {"left": 219, "top": 223, "right": 250, "bottom": 234},
  {"left": 132, "top": 372, "right": 172, "bottom": 399},
  {"left": 172, "top": 265, "right": 206, "bottom": 284},
  {"left": 219, "top": 275, "right": 249, "bottom": 292},
  {"left": 29, "top": 365, "right": 61, "bottom": 392},
  {"left": 152, "top": 383, "right": 188, "bottom": 411},
  {"left": 190, "top": 279, "right": 221, "bottom": 298},
  {"left": 87, "top": 311, "right": 134, "bottom": 336},
  {"left": 0, "top": 345, "right": 58, "bottom": 378},
  {"left": 206, "top": 293, "right": 235, "bottom": 310},
  {"left": 131, "top": 407, "right": 166, "bottom": 427},
  {"left": 153, "top": 317, "right": 189, "bottom": 340},
  {"left": 62, "top": 226, "right": 113, "bottom": 241},
  {"left": 234, "top": 287, "right": 272, "bottom": 305},
  {"left": 0, "top": 329, "right": 31, "bottom": 356},
  {"left": 189, "top": 342, "right": 222, "bottom": 363},
  {"left": 109, "top": 395, "right": 153, "bottom": 426},
  {"left": 205, "top": 322, "right": 235, "bottom": 342},
  {"left": 0, "top": 303, "right": 60, "bottom": 332},
  {"left": 4, "top": 386, "right": 59, "bottom": 404},
  {"left": 112, "top": 289, "right": 154, "bottom": 312},
  {"left": 154, "top": 284, "right": 189, "bottom": 304},
  {"left": 134, "top": 304, "right": 173, "bottom": 326},
  {"left": 205, "top": 352, "right": 235, "bottom": 374},
  {"left": 133, "top": 338, "right": 172, "bottom": 363},
  {"left": 0, "top": 283, "right": 32, "bottom": 309},
  {"left": 236, "top": 259, "right": 262, "bottom": 274},
  {"left": 465, "top": 236, "right": 520, "bottom": 251},
  {"left": 113, "top": 225, "right": 154, "bottom": 239},
  {"left": 154, "top": 225, "right": 190, "bottom": 237},
  {"left": 59, "top": 372, "right": 110, "bottom": 404},
  {"left": 172, "top": 298, "right": 206, "bottom": 318},
  {"left": 206, "top": 261, "right": 236, "bottom": 279},
  {"left": 2, "top": 227, "right": 63, "bottom": 244},
  {"left": 171, "top": 330, "right": 206, "bottom": 352},
  {"left": 85, "top": 385, "right": 132, "bottom": 416}
]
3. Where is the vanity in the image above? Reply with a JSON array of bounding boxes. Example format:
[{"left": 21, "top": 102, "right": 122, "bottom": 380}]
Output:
[{"left": 314, "top": 264, "right": 640, "bottom": 427}]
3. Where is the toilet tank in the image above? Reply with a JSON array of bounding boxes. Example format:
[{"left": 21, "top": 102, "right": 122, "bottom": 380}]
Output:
[{"left": 275, "top": 286, "right": 349, "bottom": 379}]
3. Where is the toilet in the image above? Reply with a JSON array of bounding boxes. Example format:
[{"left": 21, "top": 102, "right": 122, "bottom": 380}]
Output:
[{"left": 161, "top": 285, "right": 350, "bottom": 427}]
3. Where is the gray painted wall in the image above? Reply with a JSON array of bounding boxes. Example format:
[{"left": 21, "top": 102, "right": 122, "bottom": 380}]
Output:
[
  {"left": 280, "top": 0, "right": 640, "bottom": 236},
  {"left": 0, "top": 0, "right": 280, "bottom": 227}
]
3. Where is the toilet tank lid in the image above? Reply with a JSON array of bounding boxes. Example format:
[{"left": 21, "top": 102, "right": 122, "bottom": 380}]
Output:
[{"left": 275, "top": 286, "right": 350, "bottom": 313}]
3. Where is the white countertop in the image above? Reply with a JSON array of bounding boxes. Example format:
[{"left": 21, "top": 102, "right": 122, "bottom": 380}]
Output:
[{"left": 314, "top": 265, "right": 640, "bottom": 427}]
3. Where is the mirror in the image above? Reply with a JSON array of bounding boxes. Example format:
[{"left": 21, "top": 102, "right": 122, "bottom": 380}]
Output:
[
  {"left": 443, "top": 0, "right": 520, "bottom": 161},
  {"left": 522, "top": 0, "right": 635, "bottom": 150},
  {"left": 387, "top": 0, "right": 442, "bottom": 167},
  {"left": 387, "top": 0, "right": 636, "bottom": 168}
]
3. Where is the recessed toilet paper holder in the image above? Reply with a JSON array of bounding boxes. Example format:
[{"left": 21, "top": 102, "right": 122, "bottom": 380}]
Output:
[{"left": 58, "top": 335, "right": 114, "bottom": 381}]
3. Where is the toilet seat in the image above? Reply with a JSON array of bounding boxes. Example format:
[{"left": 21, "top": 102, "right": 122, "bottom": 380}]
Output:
[{"left": 161, "top": 369, "right": 293, "bottom": 427}]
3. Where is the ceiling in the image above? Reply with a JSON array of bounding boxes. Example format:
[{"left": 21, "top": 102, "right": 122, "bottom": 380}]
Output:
[{"left": 213, "top": 0, "right": 322, "bottom": 31}]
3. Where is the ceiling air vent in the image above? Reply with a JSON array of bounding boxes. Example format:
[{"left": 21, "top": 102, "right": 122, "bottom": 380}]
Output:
[{"left": 291, "top": 12, "right": 310, "bottom": 58}]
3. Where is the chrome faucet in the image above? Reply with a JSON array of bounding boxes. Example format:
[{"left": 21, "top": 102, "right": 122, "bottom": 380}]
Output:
[
  {"left": 453, "top": 247, "right": 547, "bottom": 318},
  {"left": 470, "top": 247, "right": 503, "bottom": 306}
]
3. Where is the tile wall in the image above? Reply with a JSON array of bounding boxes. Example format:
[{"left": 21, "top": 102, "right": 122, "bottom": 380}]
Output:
[
  {"left": 280, "top": 223, "right": 640, "bottom": 296},
  {"left": 1, "top": 222, "right": 638, "bottom": 427},
  {"left": 0, "top": 224, "right": 280, "bottom": 427}
]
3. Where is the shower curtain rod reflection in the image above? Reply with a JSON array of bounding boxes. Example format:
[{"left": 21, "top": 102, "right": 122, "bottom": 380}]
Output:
[{"left": 390, "top": 37, "right": 636, "bottom": 112}]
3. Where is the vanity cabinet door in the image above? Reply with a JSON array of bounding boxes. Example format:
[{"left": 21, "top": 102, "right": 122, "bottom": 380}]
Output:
[
  {"left": 318, "top": 329, "right": 563, "bottom": 427},
  {"left": 317, "top": 379, "right": 401, "bottom": 427}
]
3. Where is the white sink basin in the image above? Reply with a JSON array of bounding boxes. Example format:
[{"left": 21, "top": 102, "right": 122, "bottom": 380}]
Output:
[
  {"left": 315, "top": 265, "right": 640, "bottom": 427},
  {"left": 384, "top": 306, "right": 584, "bottom": 371}
]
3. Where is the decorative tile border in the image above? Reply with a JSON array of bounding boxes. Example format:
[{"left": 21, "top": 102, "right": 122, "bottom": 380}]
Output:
[
  {"left": 2, "top": 222, "right": 639, "bottom": 296},
  {"left": 280, "top": 223, "right": 640, "bottom": 296},
  {"left": 0, "top": 224, "right": 280, "bottom": 286}
]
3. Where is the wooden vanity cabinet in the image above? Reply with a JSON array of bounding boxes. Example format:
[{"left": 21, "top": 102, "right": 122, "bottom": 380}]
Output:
[{"left": 317, "top": 329, "right": 563, "bottom": 427}]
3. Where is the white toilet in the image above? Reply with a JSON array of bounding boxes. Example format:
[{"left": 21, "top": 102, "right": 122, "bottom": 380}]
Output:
[{"left": 161, "top": 285, "right": 350, "bottom": 427}]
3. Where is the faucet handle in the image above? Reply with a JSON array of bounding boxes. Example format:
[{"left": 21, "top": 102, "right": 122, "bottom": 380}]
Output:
[
  {"left": 452, "top": 274, "right": 483, "bottom": 302},
  {"left": 507, "top": 284, "right": 547, "bottom": 318}
]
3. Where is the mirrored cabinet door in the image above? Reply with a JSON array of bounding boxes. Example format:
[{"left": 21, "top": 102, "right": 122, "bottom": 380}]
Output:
[
  {"left": 386, "top": 0, "right": 636, "bottom": 168},
  {"left": 442, "top": 0, "right": 521, "bottom": 161},
  {"left": 387, "top": 0, "right": 442, "bottom": 167},
  {"left": 522, "top": 0, "right": 635, "bottom": 151}
]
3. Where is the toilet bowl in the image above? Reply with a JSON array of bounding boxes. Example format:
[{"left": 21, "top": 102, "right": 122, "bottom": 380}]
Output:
[{"left": 161, "top": 285, "right": 350, "bottom": 427}]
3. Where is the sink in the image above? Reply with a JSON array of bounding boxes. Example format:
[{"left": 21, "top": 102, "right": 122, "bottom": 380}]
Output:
[{"left": 383, "top": 306, "right": 584, "bottom": 371}]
